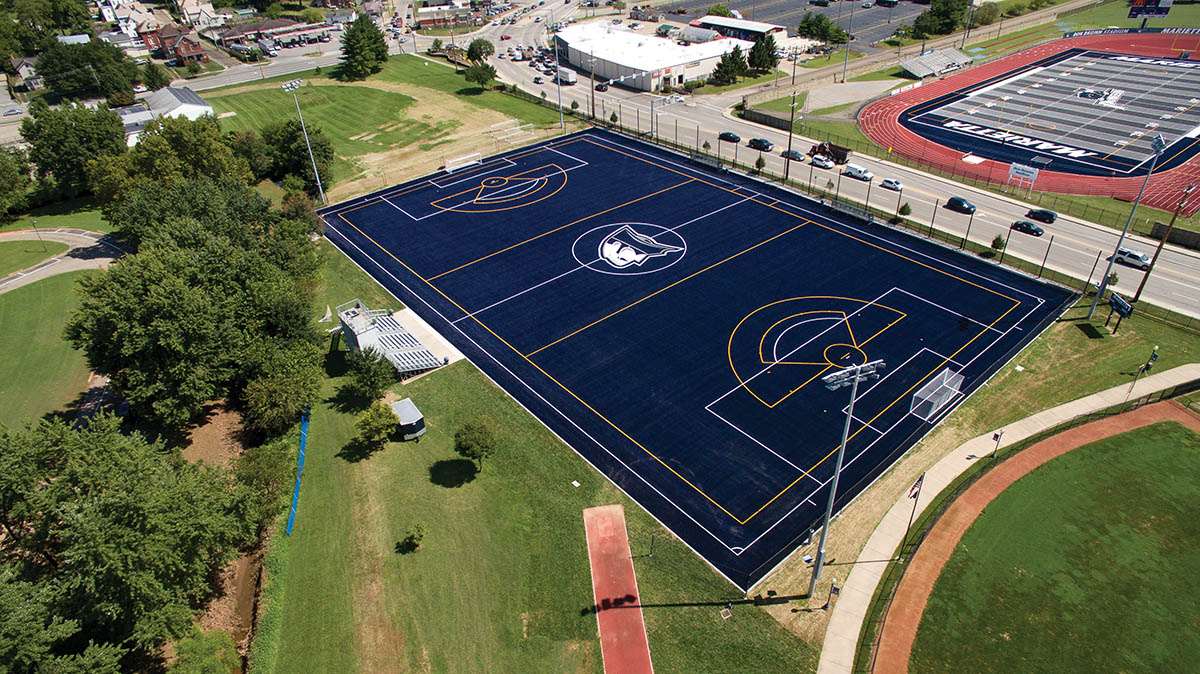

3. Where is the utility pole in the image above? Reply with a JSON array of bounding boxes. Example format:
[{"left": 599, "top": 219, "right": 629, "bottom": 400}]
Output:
[
  {"left": 281, "top": 79, "right": 326, "bottom": 205},
  {"left": 784, "top": 91, "right": 797, "bottom": 182},
  {"left": 840, "top": 2, "right": 858, "bottom": 84},
  {"left": 1089, "top": 134, "right": 1165, "bottom": 319},
  {"left": 1133, "top": 182, "right": 1195, "bottom": 303}
]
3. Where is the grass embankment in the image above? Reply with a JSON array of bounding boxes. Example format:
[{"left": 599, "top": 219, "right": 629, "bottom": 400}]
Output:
[
  {"left": 0, "top": 240, "right": 68, "bottom": 278},
  {"left": 912, "top": 422, "right": 1200, "bottom": 673},
  {"left": 0, "top": 198, "right": 108, "bottom": 235},
  {"left": 694, "top": 67, "right": 791, "bottom": 95},
  {"left": 258, "top": 241, "right": 818, "bottom": 673},
  {"left": 0, "top": 271, "right": 93, "bottom": 426},
  {"left": 801, "top": 50, "right": 865, "bottom": 69}
]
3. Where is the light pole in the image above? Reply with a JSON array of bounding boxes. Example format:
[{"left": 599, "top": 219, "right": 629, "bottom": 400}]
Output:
[
  {"left": 588, "top": 49, "right": 596, "bottom": 120},
  {"left": 784, "top": 91, "right": 798, "bottom": 182},
  {"left": 960, "top": 1, "right": 975, "bottom": 49},
  {"left": 1088, "top": 134, "right": 1165, "bottom": 319},
  {"left": 1125, "top": 345, "right": 1159, "bottom": 403},
  {"left": 281, "top": 79, "right": 326, "bottom": 205},
  {"left": 808, "top": 359, "right": 886, "bottom": 597},
  {"left": 1133, "top": 182, "right": 1195, "bottom": 303},
  {"left": 841, "top": 1, "right": 858, "bottom": 84},
  {"left": 30, "top": 218, "right": 47, "bottom": 252}
]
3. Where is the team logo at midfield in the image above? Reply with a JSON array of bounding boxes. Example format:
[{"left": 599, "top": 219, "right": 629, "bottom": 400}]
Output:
[
  {"left": 599, "top": 225, "right": 684, "bottom": 268},
  {"left": 1074, "top": 87, "right": 1125, "bottom": 108},
  {"left": 572, "top": 222, "right": 687, "bottom": 276}
]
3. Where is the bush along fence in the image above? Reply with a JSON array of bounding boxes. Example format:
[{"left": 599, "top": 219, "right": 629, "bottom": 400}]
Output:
[
  {"left": 501, "top": 85, "right": 1200, "bottom": 335},
  {"left": 852, "top": 375, "right": 1200, "bottom": 673}
]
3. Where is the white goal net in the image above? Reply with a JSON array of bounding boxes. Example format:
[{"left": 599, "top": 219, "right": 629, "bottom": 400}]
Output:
[{"left": 910, "top": 368, "right": 964, "bottom": 422}]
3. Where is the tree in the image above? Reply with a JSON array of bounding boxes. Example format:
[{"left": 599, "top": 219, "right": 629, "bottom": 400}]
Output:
[
  {"left": 88, "top": 115, "right": 253, "bottom": 207},
  {"left": 912, "top": 0, "right": 969, "bottom": 37},
  {"left": 261, "top": 118, "right": 334, "bottom": 197},
  {"left": 242, "top": 340, "right": 322, "bottom": 436},
  {"left": 466, "top": 38, "right": 495, "bottom": 64},
  {"left": 404, "top": 523, "right": 426, "bottom": 550},
  {"left": 169, "top": 628, "right": 240, "bottom": 674},
  {"left": 354, "top": 401, "right": 399, "bottom": 448},
  {"left": 0, "top": 564, "right": 80, "bottom": 672},
  {"left": 454, "top": 421, "right": 496, "bottom": 470},
  {"left": 613, "top": 0, "right": 627, "bottom": 9},
  {"left": 748, "top": 34, "right": 780, "bottom": 72},
  {"left": 0, "top": 416, "right": 247, "bottom": 653},
  {"left": 20, "top": 101, "right": 125, "bottom": 197},
  {"left": 141, "top": 61, "right": 171, "bottom": 90},
  {"left": 755, "top": 155, "right": 766, "bottom": 173},
  {"left": 707, "top": 3, "right": 734, "bottom": 17},
  {"left": 991, "top": 233, "right": 1006, "bottom": 253},
  {"left": 798, "top": 12, "right": 848, "bottom": 43},
  {"left": 973, "top": 2, "right": 1000, "bottom": 25},
  {"left": 340, "top": 13, "right": 389, "bottom": 80},
  {"left": 264, "top": 2, "right": 285, "bottom": 18},
  {"left": 430, "top": 37, "right": 443, "bottom": 54},
  {"left": 464, "top": 62, "right": 497, "bottom": 89},
  {"left": 899, "top": 202, "right": 912, "bottom": 216},
  {"left": 301, "top": 7, "right": 326, "bottom": 23},
  {"left": 702, "top": 140, "right": 711, "bottom": 151},
  {"left": 36, "top": 40, "right": 136, "bottom": 99},
  {"left": 345, "top": 347, "right": 395, "bottom": 402},
  {"left": 711, "top": 45, "right": 748, "bottom": 84},
  {"left": 232, "top": 436, "right": 296, "bottom": 536},
  {"left": 224, "top": 129, "right": 272, "bottom": 181},
  {"left": 610, "top": 111, "right": 618, "bottom": 124},
  {"left": 185, "top": 59, "right": 202, "bottom": 76},
  {"left": 570, "top": 99, "right": 580, "bottom": 113},
  {"left": 0, "top": 147, "right": 31, "bottom": 214}
]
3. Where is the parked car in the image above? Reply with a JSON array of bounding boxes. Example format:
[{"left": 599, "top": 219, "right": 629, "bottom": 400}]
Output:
[
  {"left": 1010, "top": 220, "right": 1045, "bottom": 237},
  {"left": 718, "top": 131, "right": 740, "bottom": 142},
  {"left": 594, "top": 82, "right": 608, "bottom": 91},
  {"left": 748, "top": 138, "right": 774, "bottom": 152},
  {"left": 811, "top": 154, "right": 835, "bottom": 169},
  {"left": 781, "top": 149, "right": 805, "bottom": 162},
  {"left": 945, "top": 196, "right": 976, "bottom": 214},
  {"left": 2, "top": 108, "right": 21, "bottom": 117},
  {"left": 534, "top": 76, "right": 544, "bottom": 83},
  {"left": 1025, "top": 208, "right": 1057, "bottom": 224},
  {"left": 880, "top": 177, "right": 902, "bottom": 191},
  {"left": 501, "top": 34, "right": 512, "bottom": 40},
  {"left": 1110, "top": 246, "right": 1152, "bottom": 270}
]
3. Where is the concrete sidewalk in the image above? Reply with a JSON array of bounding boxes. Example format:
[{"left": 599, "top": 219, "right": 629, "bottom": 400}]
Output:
[
  {"left": 817, "top": 362, "right": 1200, "bottom": 674},
  {"left": 0, "top": 228, "right": 125, "bottom": 295}
]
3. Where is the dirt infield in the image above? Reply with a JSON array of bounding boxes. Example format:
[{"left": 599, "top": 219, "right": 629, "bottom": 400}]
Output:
[
  {"left": 873, "top": 400, "right": 1200, "bottom": 673},
  {"left": 583, "top": 505, "right": 654, "bottom": 674}
]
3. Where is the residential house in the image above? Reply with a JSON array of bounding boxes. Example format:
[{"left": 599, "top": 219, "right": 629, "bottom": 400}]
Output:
[
  {"left": 140, "top": 22, "right": 186, "bottom": 53},
  {"left": 9, "top": 56, "right": 42, "bottom": 91},
  {"left": 115, "top": 2, "right": 157, "bottom": 38},
  {"left": 139, "top": 22, "right": 208, "bottom": 62},
  {"left": 176, "top": 0, "right": 227, "bottom": 28},
  {"left": 98, "top": 31, "right": 151, "bottom": 58},
  {"left": 319, "top": 0, "right": 354, "bottom": 8},
  {"left": 116, "top": 86, "right": 214, "bottom": 145},
  {"left": 363, "top": 1, "right": 384, "bottom": 17},
  {"left": 329, "top": 9, "right": 358, "bottom": 24}
]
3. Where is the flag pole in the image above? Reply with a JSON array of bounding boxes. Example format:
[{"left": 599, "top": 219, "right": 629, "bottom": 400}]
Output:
[{"left": 900, "top": 472, "right": 925, "bottom": 560}]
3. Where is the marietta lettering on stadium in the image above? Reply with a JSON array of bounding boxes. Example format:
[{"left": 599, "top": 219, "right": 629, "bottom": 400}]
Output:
[
  {"left": 940, "top": 120, "right": 1099, "bottom": 158},
  {"left": 1104, "top": 54, "right": 1200, "bottom": 69}
]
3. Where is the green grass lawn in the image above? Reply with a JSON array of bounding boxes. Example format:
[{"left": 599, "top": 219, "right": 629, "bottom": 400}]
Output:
[
  {"left": 693, "top": 68, "right": 791, "bottom": 95},
  {"left": 1062, "top": 0, "right": 1200, "bottom": 28},
  {"left": 262, "top": 242, "right": 817, "bottom": 673},
  {"left": 0, "top": 271, "right": 93, "bottom": 427},
  {"left": 801, "top": 50, "right": 865, "bottom": 69},
  {"left": 755, "top": 91, "right": 809, "bottom": 115},
  {"left": 0, "top": 240, "right": 68, "bottom": 278},
  {"left": 1, "top": 198, "right": 108, "bottom": 234},
  {"left": 848, "top": 66, "right": 914, "bottom": 83},
  {"left": 799, "top": 120, "right": 872, "bottom": 147},
  {"left": 809, "top": 101, "right": 858, "bottom": 116},
  {"left": 210, "top": 85, "right": 460, "bottom": 159},
  {"left": 911, "top": 422, "right": 1200, "bottom": 673}
]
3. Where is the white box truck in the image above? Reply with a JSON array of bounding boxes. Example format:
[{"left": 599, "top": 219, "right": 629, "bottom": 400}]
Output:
[{"left": 556, "top": 69, "right": 577, "bottom": 85}]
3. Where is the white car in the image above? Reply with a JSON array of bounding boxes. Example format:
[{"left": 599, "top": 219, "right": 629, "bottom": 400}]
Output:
[
  {"left": 811, "top": 154, "right": 835, "bottom": 169},
  {"left": 880, "top": 178, "right": 902, "bottom": 191},
  {"left": 1110, "top": 246, "right": 1152, "bottom": 270}
]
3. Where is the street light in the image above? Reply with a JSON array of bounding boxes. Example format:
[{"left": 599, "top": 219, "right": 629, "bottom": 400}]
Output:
[
  {"left": 281, "top": 79, "right": 326, "bottom": 205},
  {"left": 784, "top": 91, "right": 798, "bottom": 182},
  {"left": 808, "top": 359, "right": 886, "bottom": 597},
  {"left": 1088, "top": 134, "right": 1166, "bottom": 319},
  {"left": 1133, "top": 182, "right": 1195, "bottom": 303},
  {"left": 840, "top": 1, "right": 858, "bottom": 84}
]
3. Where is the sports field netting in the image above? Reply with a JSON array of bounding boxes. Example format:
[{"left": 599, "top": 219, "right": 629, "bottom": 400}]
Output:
[
  {"left": 320, "top": 129, "right": 1076, "bottom": 588},
  {"left": 902, "top": 49, "right": 1200, "bottom": 177}
]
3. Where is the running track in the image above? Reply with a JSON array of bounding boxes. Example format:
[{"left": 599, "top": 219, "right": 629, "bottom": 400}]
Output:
[{"left": 860, "top": 33, "right": 1200, "bottom": 215}]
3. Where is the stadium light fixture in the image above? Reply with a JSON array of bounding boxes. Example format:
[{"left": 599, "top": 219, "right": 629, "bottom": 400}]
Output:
[
  {"left": 1087, "top": 134, "right": 1165, "bottom": 319},
  {"left": 281, "top": 79, "right": 327, "bottom": 205},
  {"left": 809, "top": 358, "right": 885, "bottom": 598}
]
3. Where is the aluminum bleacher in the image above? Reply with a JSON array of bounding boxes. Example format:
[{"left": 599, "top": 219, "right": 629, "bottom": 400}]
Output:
[
  {"left": 898, "top": 48, "right": 973, "bottom": 80},
  {"left": 336, "top": 299, "right": 445, "bottom": 376}
]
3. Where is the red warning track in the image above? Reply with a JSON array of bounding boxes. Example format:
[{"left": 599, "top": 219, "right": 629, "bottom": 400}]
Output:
[
  {"left": 583, "top": 505, "right": 654, "bottom": 674},
  {"left": 860, "top": 33, "right": 1200, "bottom": 215}
]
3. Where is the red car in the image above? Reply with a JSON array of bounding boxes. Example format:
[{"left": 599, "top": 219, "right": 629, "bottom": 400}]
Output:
[{"left": 501, "top": 34, "right": 512, "bottom": 40}]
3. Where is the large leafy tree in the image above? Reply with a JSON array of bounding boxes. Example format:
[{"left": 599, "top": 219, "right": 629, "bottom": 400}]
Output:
[
  {"left": 466, "top": 38, "right": 495, "bottom": 64},
  {"left": 36, "top": 39, "right": 136, "bottom": 99},
  {"left": 141, "top": 61, "right": 172, "bottom": 90},
  {"left": 88, "top": 115, "right": 253, "bottom": 207},
  {"left": 464, "top": 62, "right": 497, "bottom": 89},
  {"left": 706, "top": 3, "right": 734, "bottom": 17},
  {"left": 345, "top": 346, "right": 396, "bottom": 403},
  {"left": 339, "top": 14, "right": 389, "bottom": 80},
  {"left": 912, "top": 0, "right": 969, "bottom": 37},
  {"left": 20, "top": 101, "right": 125, "bottom": 196},
  {"left": 0, "top": 147, "right": 31, "bottom": 214},
  {"left": 0, "top": 416, "right": 247, "bottom": 654},
  {"left": 261, "top": 118, "right": 334, "bottom": 197},
  {"left": 7, "top": 0, "right": 92, "bottom": 55},
  {"left": 797, "top": 12, "right": 848, "bottom": 43}
]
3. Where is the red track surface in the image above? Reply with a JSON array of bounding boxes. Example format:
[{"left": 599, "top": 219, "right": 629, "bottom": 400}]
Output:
[
  {"left": 584, "top": 505, "right": 654, "bottom": 674},
  {"left": 860, "top": 34, "right": 1200, "bottom": 215}
]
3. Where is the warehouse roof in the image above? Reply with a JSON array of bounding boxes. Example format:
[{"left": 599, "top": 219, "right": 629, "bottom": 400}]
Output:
[{"left": 557, "top": 21, "right": 753, "bottom": 72}]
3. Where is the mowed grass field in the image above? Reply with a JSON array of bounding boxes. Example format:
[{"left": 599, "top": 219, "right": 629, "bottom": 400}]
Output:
[
  {"left": 259, "top": 242, "right": 817, "bottom": 673},
  {"left": 911, "top": 422, "right": 1200, "bottom": 673},
  {"left": 0, "top": 271, "right": 92, "bottom": 426},
  {"left": 0, "top": 240, "right": 68, "bottom": 278},
  {"left": 209, "top": 86, "right": 459, "bottom": 159}
]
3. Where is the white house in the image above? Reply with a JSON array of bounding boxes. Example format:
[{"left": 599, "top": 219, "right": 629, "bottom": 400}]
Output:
[
  {"left": 118, "top": 87, "right": 215, "bottom": 146},
  {"left": 176, "top": 0, "right": 227, "bottom": 28}
]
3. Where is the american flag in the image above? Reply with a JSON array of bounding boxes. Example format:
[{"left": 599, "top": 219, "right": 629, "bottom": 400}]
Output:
[{"left": 908, "top": 473, "right": 924, "bottom": 499}]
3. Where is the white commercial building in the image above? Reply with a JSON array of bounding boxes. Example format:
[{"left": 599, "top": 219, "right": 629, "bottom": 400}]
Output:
[{"left": 553, "top": 21, "right": 754, "bottom": 92}]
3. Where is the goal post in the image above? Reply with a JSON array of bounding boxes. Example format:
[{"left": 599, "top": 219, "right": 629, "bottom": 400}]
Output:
[
  {"left": 445, "top": 153, "right": 482, "bottom": 173},
  {"left": 910, "top": 368, "right": 964, "bottom": 422}
]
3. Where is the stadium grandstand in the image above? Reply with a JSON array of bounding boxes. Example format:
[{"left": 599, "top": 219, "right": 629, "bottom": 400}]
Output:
[
  {"left": 336, "top": 300, "right": 446, "bottom": 376},
  {"left": 898, "top": 48, "right": 974, "bottom": 79}
]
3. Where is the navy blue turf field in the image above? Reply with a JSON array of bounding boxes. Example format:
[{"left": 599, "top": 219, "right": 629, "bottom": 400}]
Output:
[{"left": 321, "top": 129, "right": 1076, "bottom": 589}]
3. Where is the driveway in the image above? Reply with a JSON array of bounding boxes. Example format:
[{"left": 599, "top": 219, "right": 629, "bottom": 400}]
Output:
[{"left": 0, "top": 229, "right": 126, "bottom": 296}]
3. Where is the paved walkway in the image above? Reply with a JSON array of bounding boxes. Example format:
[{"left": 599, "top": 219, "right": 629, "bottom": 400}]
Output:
[
  {"left": 0, "top": 228, "right": 125, "bottom": 296},
  {"left": 816, "top": 362, "right": 1200, "bottom": 674},
  {"left": 872, "top": 400, "right": 1200, "bottom": 672}
]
